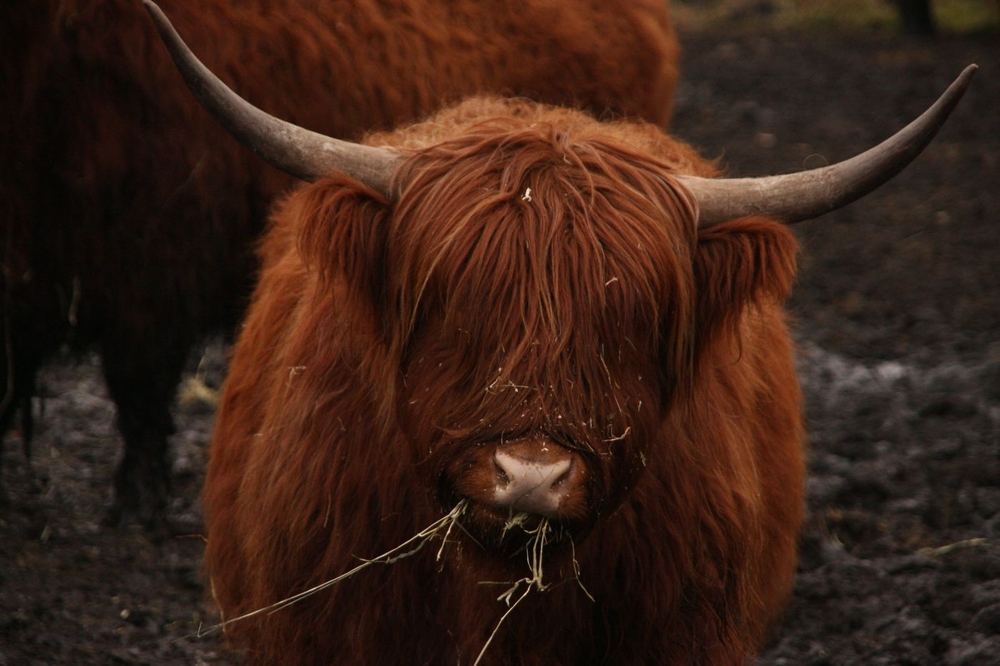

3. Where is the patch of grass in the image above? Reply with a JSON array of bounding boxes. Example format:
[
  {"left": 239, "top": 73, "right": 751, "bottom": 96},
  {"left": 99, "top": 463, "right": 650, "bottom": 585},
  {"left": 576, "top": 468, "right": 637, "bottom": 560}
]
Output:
[
  {"left": 672, "top": 0, "right": 999, "bottom": 34},
  {"left": 935, "top": 0, "right": 1000, "bottom": 32}
]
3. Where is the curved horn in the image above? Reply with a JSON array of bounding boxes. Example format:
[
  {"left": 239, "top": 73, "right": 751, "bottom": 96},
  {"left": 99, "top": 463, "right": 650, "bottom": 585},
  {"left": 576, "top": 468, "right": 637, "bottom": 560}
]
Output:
[
  {"left": 141, "top": 0, "right": 402, "bottom": 196},
  {"left": 681, "top": 64, "right": 978, "bottom": 227}
]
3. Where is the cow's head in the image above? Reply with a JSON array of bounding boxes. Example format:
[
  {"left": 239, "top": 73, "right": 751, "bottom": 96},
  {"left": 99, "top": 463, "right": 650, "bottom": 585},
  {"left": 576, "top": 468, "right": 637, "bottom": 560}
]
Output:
[
  {"left": 283, "top": 113, "right": 713, "bottom": 551},
  {"left": 384, "top": 121, "right": 703, "bottom": 547}
]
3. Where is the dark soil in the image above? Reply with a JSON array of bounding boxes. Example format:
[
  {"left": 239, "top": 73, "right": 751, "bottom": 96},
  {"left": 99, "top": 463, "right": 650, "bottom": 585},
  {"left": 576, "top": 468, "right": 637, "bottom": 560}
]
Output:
[{"left": 2, "top": 23, "right": 999, "bottom": 666}]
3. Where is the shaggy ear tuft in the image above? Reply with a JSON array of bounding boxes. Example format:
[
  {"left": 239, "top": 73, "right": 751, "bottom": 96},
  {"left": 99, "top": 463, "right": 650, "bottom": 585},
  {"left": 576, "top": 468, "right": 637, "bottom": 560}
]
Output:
[
  {"left": 295, "top": 175, "right": 393, "bottom": 314},
  {"left": 693, "top": 217, "right": 798, "bottom": 356}
]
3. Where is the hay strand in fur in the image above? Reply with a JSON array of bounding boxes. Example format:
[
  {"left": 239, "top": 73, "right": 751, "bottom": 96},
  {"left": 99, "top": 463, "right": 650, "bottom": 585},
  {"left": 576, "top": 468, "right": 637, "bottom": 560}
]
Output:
[{"left": 198, "top": 501, "right": 468, "bottom": 637}]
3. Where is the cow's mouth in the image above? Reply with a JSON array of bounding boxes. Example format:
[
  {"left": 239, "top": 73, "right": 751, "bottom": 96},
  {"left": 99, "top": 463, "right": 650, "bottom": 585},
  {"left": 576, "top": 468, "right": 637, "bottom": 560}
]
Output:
[
  {"left": 445, "top": 496, "right": 583, "bottom": 555},
  {"left": 439, "top": 435, "right": 592, "bottom": 551}
]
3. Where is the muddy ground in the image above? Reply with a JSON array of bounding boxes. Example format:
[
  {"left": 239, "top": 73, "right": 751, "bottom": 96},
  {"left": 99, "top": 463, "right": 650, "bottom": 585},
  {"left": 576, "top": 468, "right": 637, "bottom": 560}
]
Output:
[{"left": 1, "top": 18, "right": 999, "bottom": 666}]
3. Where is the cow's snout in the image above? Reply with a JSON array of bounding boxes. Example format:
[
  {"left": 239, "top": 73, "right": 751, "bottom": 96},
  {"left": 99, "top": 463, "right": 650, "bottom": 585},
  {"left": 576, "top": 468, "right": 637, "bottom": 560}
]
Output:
[{"left": 489, "top": 441, "right": 582, "bottom": 518}]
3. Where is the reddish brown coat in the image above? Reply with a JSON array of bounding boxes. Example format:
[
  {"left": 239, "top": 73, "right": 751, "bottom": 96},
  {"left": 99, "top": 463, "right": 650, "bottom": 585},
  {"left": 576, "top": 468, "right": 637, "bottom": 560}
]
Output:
[{"left": 206, "top": 97, "right": 805, "bottom": 664}]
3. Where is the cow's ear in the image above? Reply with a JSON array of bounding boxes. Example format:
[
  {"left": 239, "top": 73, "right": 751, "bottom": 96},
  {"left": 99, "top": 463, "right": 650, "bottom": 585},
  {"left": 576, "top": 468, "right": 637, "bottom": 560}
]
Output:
[
  {"left": 295, "top": 176, "right": 393, "bottom": 314},
  {"left": 692, "top": 217, "right": 798, "bottom": 356}
]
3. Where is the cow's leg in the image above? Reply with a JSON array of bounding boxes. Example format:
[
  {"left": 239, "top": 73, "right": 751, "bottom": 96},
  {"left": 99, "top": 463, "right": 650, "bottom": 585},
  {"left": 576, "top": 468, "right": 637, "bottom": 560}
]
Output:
[
  {"left": 1, "top": 272, "right": 70, "bottom": 500},
  {"left": 0, "top": 350, "right": 42, "bottom": 499},
  {"left": 100, "top": 339, "right": 188, "bottom": 529},
  {"left": 0, "top": 383, "right": 15, "bottom": 502}
]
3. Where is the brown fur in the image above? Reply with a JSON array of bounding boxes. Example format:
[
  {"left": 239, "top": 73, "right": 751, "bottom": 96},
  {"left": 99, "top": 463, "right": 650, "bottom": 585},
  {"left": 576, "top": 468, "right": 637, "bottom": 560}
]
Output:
[
  {"left": 205, "top": 97, "right": 805, "bottom": 664},
  {"left": 0, "top": 0, "right": 679, "bottom": 523}
]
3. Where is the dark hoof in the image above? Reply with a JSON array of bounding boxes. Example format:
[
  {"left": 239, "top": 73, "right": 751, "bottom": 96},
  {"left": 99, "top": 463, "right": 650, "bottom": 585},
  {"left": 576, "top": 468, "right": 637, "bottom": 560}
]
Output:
[
  {"left": 102, "top": 498, "right": 175, "bottom": 539},
  {"left": 103, "top": 458, "right": 173, "bottom": 535}
]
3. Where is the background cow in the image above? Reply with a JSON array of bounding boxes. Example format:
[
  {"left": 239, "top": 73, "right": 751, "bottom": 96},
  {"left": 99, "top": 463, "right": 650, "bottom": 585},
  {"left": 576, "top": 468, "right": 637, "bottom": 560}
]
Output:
[
  {"left": 144, "top": 3, "right": 973, "bottom": 662},
  {"left": 0, "top": 0, "right": 679, "bottom": 525}
]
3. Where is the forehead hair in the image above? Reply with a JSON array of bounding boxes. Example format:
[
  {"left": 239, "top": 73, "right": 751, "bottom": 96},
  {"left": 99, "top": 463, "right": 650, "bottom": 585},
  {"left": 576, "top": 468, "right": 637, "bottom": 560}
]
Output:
[{"left": 385, "top": 116, "right": 700, "bottom": 414}]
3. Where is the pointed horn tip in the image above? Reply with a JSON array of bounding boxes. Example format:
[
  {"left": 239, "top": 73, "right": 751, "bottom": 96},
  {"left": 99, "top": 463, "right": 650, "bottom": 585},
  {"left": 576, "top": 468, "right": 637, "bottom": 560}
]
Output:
[
  {"left": 953, "top": 64, "right": 978, "bottom": 94},
  {"left": 140, "top": 0, "right": 176, "bottom": 41},
  {"left": 141, "top": 0, "right": 161, "bottom": 18},
  {"left": 944, "top": 64, "right": 978, "bottom": 107}
]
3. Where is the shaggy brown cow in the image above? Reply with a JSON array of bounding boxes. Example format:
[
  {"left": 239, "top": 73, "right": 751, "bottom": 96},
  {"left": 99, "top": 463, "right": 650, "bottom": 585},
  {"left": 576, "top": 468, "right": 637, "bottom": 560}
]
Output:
[
  {"left": 0, "top": 0, "right": 678, "bottom": 525},
  {"left": 146, "top": 4, "right": 975, "bottom": 663}
]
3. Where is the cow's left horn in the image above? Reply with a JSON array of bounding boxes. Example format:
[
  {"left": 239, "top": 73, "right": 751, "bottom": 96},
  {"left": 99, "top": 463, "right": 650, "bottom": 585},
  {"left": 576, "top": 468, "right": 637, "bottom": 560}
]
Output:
[
  {"left": 681, "top": 64, "right": 977, "bottom": 227},
  {"left": 141, "top": 0, "right": 402, "bottom": 196}
]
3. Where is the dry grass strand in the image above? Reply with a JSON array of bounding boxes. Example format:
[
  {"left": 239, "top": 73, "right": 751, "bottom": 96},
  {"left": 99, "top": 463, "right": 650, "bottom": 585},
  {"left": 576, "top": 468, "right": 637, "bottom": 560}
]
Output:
[{"left": 197, "top": 501, "right": 469, "bottom": 637}]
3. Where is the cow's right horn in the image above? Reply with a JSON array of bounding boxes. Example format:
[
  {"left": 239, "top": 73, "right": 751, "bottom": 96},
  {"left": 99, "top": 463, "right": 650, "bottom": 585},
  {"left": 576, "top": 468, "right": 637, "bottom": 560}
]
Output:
[
  {"left": 142, "top": 0, "right": 402, "bottom": 197},
  {"left": 681, "top": 64, "right": 977, "bottom": 227}
]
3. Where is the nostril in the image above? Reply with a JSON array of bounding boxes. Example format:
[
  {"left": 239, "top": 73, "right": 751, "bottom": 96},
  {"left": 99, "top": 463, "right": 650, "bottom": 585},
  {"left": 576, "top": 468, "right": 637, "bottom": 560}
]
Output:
[
  {"left": 494, "top": 457, "right": 511, "bottom": 485},
  {"left": 549, "top": 459, "right": 573, "bottom": 488}
]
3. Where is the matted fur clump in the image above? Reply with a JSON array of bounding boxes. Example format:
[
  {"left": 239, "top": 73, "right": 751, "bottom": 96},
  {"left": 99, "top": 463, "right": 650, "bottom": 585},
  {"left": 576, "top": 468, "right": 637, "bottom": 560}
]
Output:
[{"left": 204, "top": 97, "right": 804, "bottom": 665}]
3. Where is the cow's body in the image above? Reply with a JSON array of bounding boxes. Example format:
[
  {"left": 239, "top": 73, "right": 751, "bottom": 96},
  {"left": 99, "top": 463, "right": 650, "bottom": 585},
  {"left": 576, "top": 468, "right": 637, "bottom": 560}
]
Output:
[
  {"left": 0, "top": 0, "right": 679, "bottom": 523},
  {"left": 205, "top": 97, "right": 805, "bottom": 665}
]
